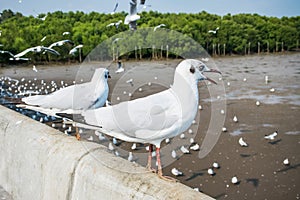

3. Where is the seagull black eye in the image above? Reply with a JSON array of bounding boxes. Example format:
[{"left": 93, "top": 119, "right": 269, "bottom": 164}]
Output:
[
  {"left": 198, "top": 65, "right": 204, "bottom": 71},
  {"left": 190, "top": 66, "right": 195, "bottom": 74}
]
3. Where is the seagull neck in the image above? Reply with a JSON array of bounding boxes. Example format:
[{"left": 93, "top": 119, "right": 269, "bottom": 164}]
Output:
[
  {"left": 172, "top": 74, "right": 199, "bottom": 99},
  {"left": 172, "top": 73, "right": 199, "bottom": 107}
]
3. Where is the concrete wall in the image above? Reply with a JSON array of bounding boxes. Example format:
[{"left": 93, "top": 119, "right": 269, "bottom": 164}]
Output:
[{"left": 0, "top": 105, "right": 214, "bottom": 200}]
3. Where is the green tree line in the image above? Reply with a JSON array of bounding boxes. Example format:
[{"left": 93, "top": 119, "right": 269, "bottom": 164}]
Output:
[{"left": 0, "top": 9, "right": 299, "bottom": 63}]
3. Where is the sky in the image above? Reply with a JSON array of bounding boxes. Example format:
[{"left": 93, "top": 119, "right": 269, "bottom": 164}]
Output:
[{"left": 0, "top": 0, "right": 299, "bottom": 17}]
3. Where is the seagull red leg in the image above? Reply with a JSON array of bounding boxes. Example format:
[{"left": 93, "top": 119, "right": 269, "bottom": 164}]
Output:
[
  {"left": 156, "top": 147, "right": 178, "bottom": 182},
  {"left": 75, "top": 126, "right": 80, "bottom": 140},
  {"left": 146, "top": 144, "right": 156, "bottom": 173}
]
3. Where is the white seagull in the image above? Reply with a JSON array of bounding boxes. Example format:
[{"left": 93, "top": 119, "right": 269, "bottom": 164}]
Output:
[
  {"left": 20, "top": 68, "right": 110, "bottom": 110},
  {"left": 62, "top": 31, "right": 70, "bottom": 36},
  {"left": 69, "top": 44, "right": 83, "bottom": 55},
  {"left": 0, "top": 50, "right": 30, "bottom": 61},
  {"left": 111, "top": 2, "right": 119, "bottom": 15},
  {"left": 171, "top": 168, "right": 183, "bottom": 176},
  {"left": 238, "top": 137, "right": 248, "bottom": 147},
  {"left": 124, "top": 0, "right": 145, "bottom": 30},
  {"left": 18, "top": 69, "right": 110, "bottom": 138},
  {"left": 208, "top": 27, "right": 219, "bottom": 34},
  {"left": 264, "top": 131, "right": 278, "bottom": 140},
  {"left": 48, "top": 40, "right": 74, "bottom": 49},
  {"left": 107, "top": 20, "right": 123, "bottom": 29},
  {"left": 1, "top": 46, "right": 59, "bottom": 60},
  {"left": 70, "top": 59, "right": 221, "bottom": 180},
  {"left": 154, "top": 24, "right": 166, "bottom": 31},
  {"left": 115, "top": 60, "right": 125, "bottom": 73}
]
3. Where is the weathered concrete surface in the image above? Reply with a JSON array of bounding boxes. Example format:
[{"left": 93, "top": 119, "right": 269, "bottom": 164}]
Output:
[{"left": 0, "top": 105, "right": 214, "bottom": 200}]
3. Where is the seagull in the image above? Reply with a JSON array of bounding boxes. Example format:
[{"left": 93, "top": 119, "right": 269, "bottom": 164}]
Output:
[
  {"left": 180, "top": 146, "right": 190, "bottom": 154},
  {"left": 171, "top": 150, "right": 177, "bottom": 159},
  {"left": 70, "top": 59, "right": 221, "bottom": 180},
  {"left": 126, "top": 78, "right": 134, "bottom": 86},
  {"left": 190, "top": 143, "right": 200, "bottom": 151},
  {"left": 48, "top": 40, "right": 74, "bottom": 49},
  {"left": 69, "top": 44, "right": 83, "bottom": 55},
  {"left": 106, "top": 20, "right": 123, "bottom": 29},
  {"left": 231, "top": 176, "right": 238, "bottom": 184},
  {"left": 32, "top": 65, "right": 38, "bottom": 72},
  {"left": 40, "top": 15, "right": 47, "bottom": 21},
  {"left": 115, "top": 61, "right": 124, "bottom": 73},
  {"left": 208, "top": 27, "right": 219, "bottom": 34},
  {"left": 171, "top": 168, "right": 183, "bottom": 176},
  {"left": 62, "top": 31, "right": 70, "bottom": 36},
  {"left": 14, "top": 46, "right": 60, "bottom": 58},
  {"left": 18, "top": 69, "right": 110, "bottom": 139},
  {"left": 264, "top": 131, "right": 278, "bottom": 140},
  {"left": 239, "top": 137, "right": 248, "bottom": 147},
  {"left": 212, "top": 162, "right": 220, "bottom": 169},
  {"left": 128, "top": 152, "right": 134, "bottom": 162},
  {"left": 233, "top": 115, "right": 238, "bottom": 123},
  {"left": 111, "top": 2, "right": 119, "bottom": 14},
  {"left": 207, "top": 168, "right": 215, "bottom": 176},
  {"left": 283, "top": 158, "right": 289, "bottom": 165},
  {"left": 154, "top": 24, "right": 166, "bottom": 31},
  {"left": 131, "top": 143, "right": 137, "bottom": 150},
  {"left": 124, "top": 0, "right": 144, "bottom": 31}
]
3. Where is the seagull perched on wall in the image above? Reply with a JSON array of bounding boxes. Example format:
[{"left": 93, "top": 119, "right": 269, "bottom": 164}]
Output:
[
  {"left": 124, "top": 0, "right": 146, "bottom": 31},
  {"left": 68, "top": 59, "right": 221, "bottom": 180},
  {"left": 18, "top": 68, "right": 111, "bottom": 139}
]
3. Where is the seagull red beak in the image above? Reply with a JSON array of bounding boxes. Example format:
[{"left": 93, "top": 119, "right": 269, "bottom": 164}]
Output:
[{"left": 204, "top": 69, "right": 221, "bottom": 84}]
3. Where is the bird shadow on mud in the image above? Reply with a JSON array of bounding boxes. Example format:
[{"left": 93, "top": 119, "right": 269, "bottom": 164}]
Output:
[
  {"left": 268, "top": 139, "right": 282, "bottom": 145},
  {"left": 185, "top": 171, "right": 205, "bottom": 181},
  {"left": 277, "top": 163, "right": 300, "bottom": 173},
  {"left": 246, "top": 178, "right": 259, "bottom": 187}
]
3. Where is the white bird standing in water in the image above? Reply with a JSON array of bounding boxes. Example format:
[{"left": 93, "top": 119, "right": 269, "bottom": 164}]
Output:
[{"left": 70, "top": 59, "right": 221, "bottom": 180}]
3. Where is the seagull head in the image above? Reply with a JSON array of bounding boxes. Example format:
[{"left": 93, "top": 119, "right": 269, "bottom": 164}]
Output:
[
  {"left": 104, "top": 69, "right": 111, "bottom": 79},
  {"left": 177, "top": 59, "right": 221, "bottom": 85}
]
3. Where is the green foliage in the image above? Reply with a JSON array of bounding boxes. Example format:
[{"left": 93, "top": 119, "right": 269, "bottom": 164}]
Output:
[{"left": 0, "top": 9, "right": 299, "bottom": 62}]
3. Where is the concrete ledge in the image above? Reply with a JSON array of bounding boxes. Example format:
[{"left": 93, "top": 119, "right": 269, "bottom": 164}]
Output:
[{"left": 0, "top": 105, "right": 214, "bottom": 200}]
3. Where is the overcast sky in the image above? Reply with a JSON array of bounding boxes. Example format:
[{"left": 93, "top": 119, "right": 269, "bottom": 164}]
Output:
[{"left": 1, "top": 0, "right": 299, "bottom": 17}]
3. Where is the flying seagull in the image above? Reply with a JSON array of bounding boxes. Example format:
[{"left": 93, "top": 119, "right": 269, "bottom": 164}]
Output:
[
  {"left": 48, "top": 39, "right": 74, "bottom": 49},
  {"left": 69, "top": 59, "right": 221, "bottom": 180},
  {"left": 69, "top": 44, "right": 83, "bottom": 55},
  {"left": 111, "top": 2, "right": 119, "bottom": 14},
  {"left": 154, "top": 24, "right": 166, "bottom": 31},
  {"left": 1, "top": 46, "right": 59, "bottom": 60},
  {"left": 106, "top": 20, "right": 123, "bottom": 29},
  {"left": 124, "top": 0, "right": 146, "bottom": 31},
  {"left": 208, "top": 27, "right": 220, "bottom": 34}
]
